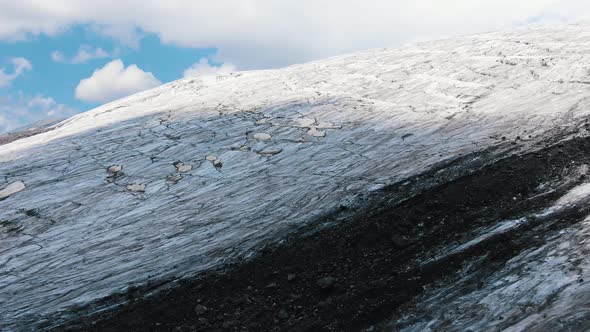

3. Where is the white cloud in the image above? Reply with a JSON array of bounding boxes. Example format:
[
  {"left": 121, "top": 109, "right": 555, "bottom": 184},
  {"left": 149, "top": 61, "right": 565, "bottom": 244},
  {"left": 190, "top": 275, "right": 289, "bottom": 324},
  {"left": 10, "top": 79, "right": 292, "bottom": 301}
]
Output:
[
  {"left": 51, "top": 50, "right": 65, "bottom": 62},
  {"left": 75, "top": 59, "right": 161, "bottom": 103},
  {"left": 27, "top": 95, "right": 56, "bottom": 109},
  {"left": 0, "top": 1, "right": 588, "bottom": 68},
  {"left": 10, "top": 58, "right": 32, "bottom": 74},
  {"left": 183, "top": 58, "right": 236, "bottom": 78},
  {"left": 0, "top": 93, "right": 77, "bottom": 133},
  {"left": 71, "top": 45, "right": 109, "bottom": 64},
  {"left": 0, "top": 57, "right": 32, "bottom": 87},
  {"left": 51, "top": 45, "right": 110, "bottom": 64}
]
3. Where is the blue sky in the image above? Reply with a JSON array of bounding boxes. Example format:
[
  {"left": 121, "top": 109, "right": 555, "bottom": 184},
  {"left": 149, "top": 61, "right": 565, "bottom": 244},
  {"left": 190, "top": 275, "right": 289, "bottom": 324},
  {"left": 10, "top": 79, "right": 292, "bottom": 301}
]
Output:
[
  {"left": 2, "top": 25, "right": 217, "bottom": 109},
  {"left": 0, "top": 0, "right": 587, "bottom": 133},
  {"left": 0, "top": 24, "right": 225, "bottom": 132}
]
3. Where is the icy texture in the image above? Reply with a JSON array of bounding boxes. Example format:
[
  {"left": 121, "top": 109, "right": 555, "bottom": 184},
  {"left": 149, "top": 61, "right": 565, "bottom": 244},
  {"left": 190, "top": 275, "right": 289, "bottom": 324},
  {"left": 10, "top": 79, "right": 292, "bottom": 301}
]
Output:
[
  {"left": 3, "top": 24, "right": 590, "bottom": 328},
  {"left": 400, "top": 212, "right": 590, "bottom": 332}
]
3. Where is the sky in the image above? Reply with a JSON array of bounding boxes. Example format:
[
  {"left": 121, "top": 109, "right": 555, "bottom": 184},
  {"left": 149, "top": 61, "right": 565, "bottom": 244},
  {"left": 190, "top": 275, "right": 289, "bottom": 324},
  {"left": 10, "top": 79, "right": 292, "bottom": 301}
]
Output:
[{"left": 0, "top": 0, "right": 589, "bottom": 133}]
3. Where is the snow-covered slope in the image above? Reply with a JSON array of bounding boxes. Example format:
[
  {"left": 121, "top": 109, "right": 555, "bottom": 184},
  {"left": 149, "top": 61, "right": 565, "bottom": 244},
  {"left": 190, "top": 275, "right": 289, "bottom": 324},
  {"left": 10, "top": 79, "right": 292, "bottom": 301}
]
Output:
[{"left": 3, "top": 23, "right": 590, "bottom": 329}]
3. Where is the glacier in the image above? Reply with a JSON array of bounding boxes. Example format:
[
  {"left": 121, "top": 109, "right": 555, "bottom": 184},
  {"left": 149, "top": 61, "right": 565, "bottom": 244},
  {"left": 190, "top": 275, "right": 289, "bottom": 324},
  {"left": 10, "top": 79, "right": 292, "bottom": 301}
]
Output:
[{"left": 3, "top": 23, "right": 590, "bottom": 330}]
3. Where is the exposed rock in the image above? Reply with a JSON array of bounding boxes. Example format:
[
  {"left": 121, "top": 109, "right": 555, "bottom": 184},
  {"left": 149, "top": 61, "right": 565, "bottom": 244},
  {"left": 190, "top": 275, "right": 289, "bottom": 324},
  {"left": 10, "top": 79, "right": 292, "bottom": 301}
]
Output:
[
  {"left": 257, "top": 148, "right": 283, "bottom": 156},
  {"left": 126, "top": 184, "right": 146, "bottom": 193},
  {"left": 253, "top": 133, "right": 272, "bottom": 141},
  {"left": 194, "top": 305, "right": 208, "bottom": 315},
  {"left": 0, "top": 181, "right": 25, "bottom": 200},
  {"left": 175, "top": 162, "right": 193, "bottom": 173},
  {"left": 307, "top": 127, "right": 326, "bottom": 137},
  {"left": 166, "top": 174, "right": 183, "bottom": 184},
  {"left": 107, "top": 165, "right": 123, "bottom": 174},
  {"left": 230, "top": 145, "right": 250, "bottom": 152},
  {"left": 205, "top": 155, "right": 223, "bottom": 170}
]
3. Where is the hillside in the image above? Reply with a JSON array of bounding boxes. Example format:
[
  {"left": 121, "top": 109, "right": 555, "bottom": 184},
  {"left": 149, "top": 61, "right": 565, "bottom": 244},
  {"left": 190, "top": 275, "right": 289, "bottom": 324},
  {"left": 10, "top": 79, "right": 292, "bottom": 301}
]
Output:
[{"left": 2, "top": 23, "right": 590, "bottom": 331}]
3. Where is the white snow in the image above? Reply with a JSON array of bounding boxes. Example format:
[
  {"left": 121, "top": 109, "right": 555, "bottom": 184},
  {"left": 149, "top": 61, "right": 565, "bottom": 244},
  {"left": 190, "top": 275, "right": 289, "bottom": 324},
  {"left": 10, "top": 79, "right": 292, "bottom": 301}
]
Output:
[
  {"left": 555, "top": 182, "right": 590, "bottom": 206},
  {"left": 3, "top": 23, "right": 590, "bottom": 328}
]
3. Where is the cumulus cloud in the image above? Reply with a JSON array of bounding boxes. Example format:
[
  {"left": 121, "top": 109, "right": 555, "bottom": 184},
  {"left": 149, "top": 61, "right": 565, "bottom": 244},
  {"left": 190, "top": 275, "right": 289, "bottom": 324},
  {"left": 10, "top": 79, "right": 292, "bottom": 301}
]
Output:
[
  {"left": 75, "top": 59, "right": 161, "bottom": 103},
  {"left": 0, "top": 93, "right": 77, "bottom": 133},
  {"left": 183, "top": 58, "right": 236, "bottom": 78},
  {"left": 0, "top": 1, "right": 588, "bottom": 68},
  {"left": 0, "top": 57, "right": 32, "bottom": 87}
]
